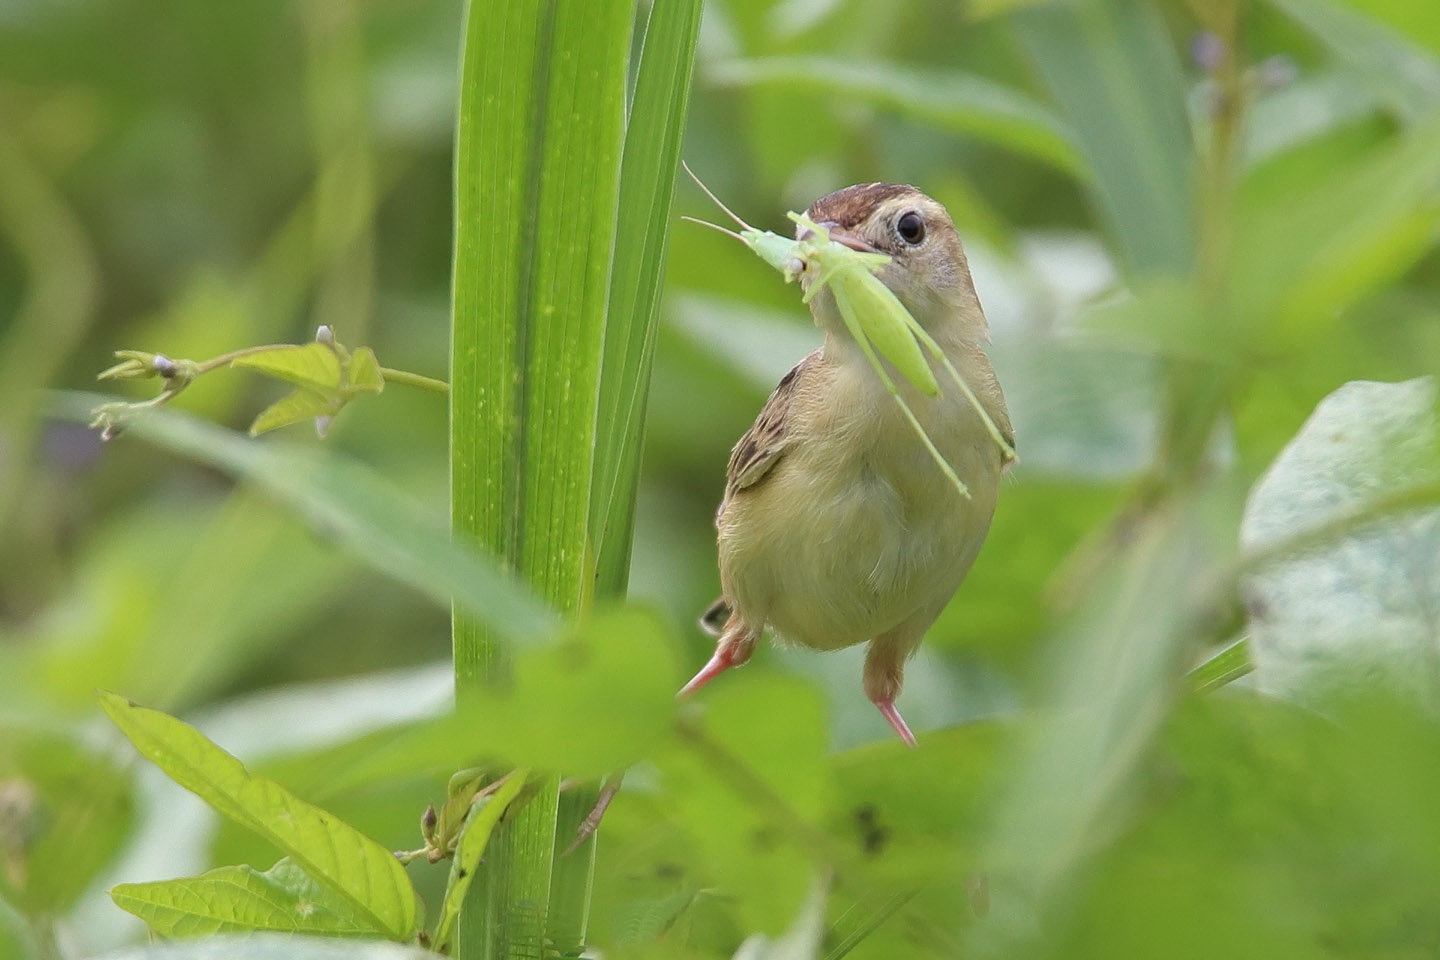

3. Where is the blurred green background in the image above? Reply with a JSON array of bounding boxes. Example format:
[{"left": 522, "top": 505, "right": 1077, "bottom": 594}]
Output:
[{"left": 2, "top": 0, "right": 1439, "bottom": 956}]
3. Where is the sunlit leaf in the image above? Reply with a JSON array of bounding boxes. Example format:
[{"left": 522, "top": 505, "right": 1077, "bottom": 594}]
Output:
[
  {"left": 99, "top": 691, "right": 417, "bottom": 940},
  {"left": 249, "top": 388, "right": 339, "bottom": 436},
  {"left": 348, "top": 346, "right": 384, "bottom": 393},
  {"left": 92, "top": 936, "right": 432, "bottom": 960},
  {"left": 432, "top": 770, "right": 530, "bottom": 950},
  {"left": 232, "top": 343, "right": 344, "bottom": 394},
  {"left": 111, "top": 858, "right": 372, "bottom": 936}
]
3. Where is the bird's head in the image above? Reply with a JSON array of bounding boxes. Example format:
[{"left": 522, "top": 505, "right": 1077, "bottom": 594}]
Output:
[{"left": 798, "top": 183, "right": 987, "bottom": 339}]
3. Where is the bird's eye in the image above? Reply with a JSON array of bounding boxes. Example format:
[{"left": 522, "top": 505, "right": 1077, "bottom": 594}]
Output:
[{"left": 896, "top": 211, "right": 925, "bottom": 245}]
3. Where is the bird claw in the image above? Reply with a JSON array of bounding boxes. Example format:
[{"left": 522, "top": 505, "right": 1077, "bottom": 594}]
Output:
[
  {"left": 873, "top": 697, "right": 918, "bottom": 748},
  {"left": 677, "top": 646, "right": 743, "bottom": 699}
]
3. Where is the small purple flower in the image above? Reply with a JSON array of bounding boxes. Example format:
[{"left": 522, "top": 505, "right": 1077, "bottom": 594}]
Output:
[{"left": 1191, "top": 31, "right": 1225, "bottom": 72}]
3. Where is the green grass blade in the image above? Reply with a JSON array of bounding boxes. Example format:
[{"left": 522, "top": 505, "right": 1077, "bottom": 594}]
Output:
[
  {"left": 1013, "top": 0, "right": 1195, "bottom": 276},
  {"left": 1188, "top": 638, "right": 1253, "bottom": 694},
  {"left": 589, "top": 0, "right": 703, "bottom": 598},
  {"left": 707, "top": 56, "right": 1084, "bottom": 176},
  {"left": 100, "top": 693, "right": 417, "bottom": 940},
  {"left": 50, "top": 391, "right": 555, "bottom": 643},
  {"left": 450, "top": 0, "right": 635, "bottom": 956},
  {"left": 433, "top": 771, "right": 530, "bottom": 951}
]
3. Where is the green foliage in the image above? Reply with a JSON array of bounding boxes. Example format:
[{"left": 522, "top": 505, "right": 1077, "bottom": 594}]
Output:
[
  {"left": 100, "top": 692, "right": 418, "bottom": 941},
  {"left": 448, "top": 0, "right": 700, "bottom": 955},
  {"left": 110, "top": 859, "right": 378, "bottom": 938},
  {"left": 89, "top": 329, "right": 443, "bottom": 441},
  {"left": 93, "top": 936, "right": 433, "bottom": 960},
  {"left": 0, "top": 728, "right": 133, "bottom": 915},
  {"left": 5, "top": 0, "right": 1440, "bottom": 958}
]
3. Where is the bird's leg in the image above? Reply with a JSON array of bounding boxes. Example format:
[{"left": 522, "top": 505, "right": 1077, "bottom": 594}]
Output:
[
  {"left": 679, "top": 608, "right": 759, "bottom": 698},
  {"left": 863, "top": 634, "right": 922, "bottom": 748},
  {"left": 561, "top": 769, "right": 625, "bottom": 856}
]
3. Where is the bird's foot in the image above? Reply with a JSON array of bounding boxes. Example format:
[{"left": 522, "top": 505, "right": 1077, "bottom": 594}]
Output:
[
  {"left": 873, "top": 697, "right": 918, "bottom": 748},
  {"left": 677, "top": 644, "right": 746, "bottom": 698},
  {"left": 561, "top": 770, "right": 625, "bottom": 856}
]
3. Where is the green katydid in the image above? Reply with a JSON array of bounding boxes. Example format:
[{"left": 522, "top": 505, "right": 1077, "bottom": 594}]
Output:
[{"left": 681, "top": 164, "right": 1016, "bottom": 499}]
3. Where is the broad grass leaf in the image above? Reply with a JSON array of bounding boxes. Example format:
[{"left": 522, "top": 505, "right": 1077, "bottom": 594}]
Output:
[
  {"left": 110, "top": 858, "right": 372, "bottom": 937},
  {"left": 707, "top": 57, "right": 1082, "bottom": 176},
  {"left": 589, "top": 0, "right": 703, "bottom": 597},
  {"left": 1013, "top": 0, "right": 1195, "bottom": 277},
  {"left": 50, "top": 393, "right": 556, "bottom": 645},
  {"left": 99, "top": 692, "right": 418, "bottom": 940}
]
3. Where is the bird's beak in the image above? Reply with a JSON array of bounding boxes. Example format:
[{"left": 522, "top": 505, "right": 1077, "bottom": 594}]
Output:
[{"left": 803, "top": 220, "right": 879, "bottom": 253}]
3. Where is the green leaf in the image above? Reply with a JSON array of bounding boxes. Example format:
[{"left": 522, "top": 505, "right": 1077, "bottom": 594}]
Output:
[
  {"left": 449, "top": 0, "right": 638, "bottom": 954},
  {"left": 1243, "top": 70, "right": 1388, "bottom": 166},
  {"left": 0, "top": 726, "right": 133, "bottom": 914},
  {"left": 50, "top": 392, "right": 556, "bottom": 645},
  {"left": 707, "top": 56, "right": 1083, "bottom": 176},
  {"left": 589, "top": 0, "right": 703, "bottom": 598},
  {"left": 99, "top": 691, "right": 418, "bottom": 940},
  {"left": 232, "top": 343, "right": 344, "bottom": 394},
  {"left": 1240, "top": 378, "right": 1440, "bottom": 712},
  {"left": 1342, "top": 0, "right": 1440, "bottom": 57},
  {"left": 1231, "top": 118, "right": 1440, "bottom": 341},
  {"left": 1267, "top": 0, "right": 1440, "bottom": 122},
  {"left": 432, "top": 770, "right": 530, "bottom": 950},
  {"left": 1012, "top": 0, "right": 1195, "bottom": 276},
  {"left": 92, "top": 936, "right": 432, "bottom": 960},
  {"left": 466, "top": 606, "right": 677, "bottom": 776},
  {"left": 249, "top": 388, "right": 339, "bottom": 436},
  {"left": 731, "top": 880, "right": 828, "bottom": 960},
  {"left": 1188, "top": 638, "right": 1254, "bottom": 694},
  {"left": 656, "top": 674, "right": 828, "bottom": 934},
  {"left": 111, "top": 858, "right": 373, "bottom": 937},
  {"left": 347, "top": 346, "right": 384, "bottom": 394},
  {"left": 972, "top": 508, "right": 1219, "bottom": 953}
]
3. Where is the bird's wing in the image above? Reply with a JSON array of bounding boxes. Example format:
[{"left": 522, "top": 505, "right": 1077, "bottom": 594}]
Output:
[{"left": 724, "top": 352, "right": 816, "bottom": 498}]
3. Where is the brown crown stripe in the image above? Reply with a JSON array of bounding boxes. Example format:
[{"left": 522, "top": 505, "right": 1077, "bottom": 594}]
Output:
[{"left": 805, "top": 183, "right": 919, "bottom": 229}]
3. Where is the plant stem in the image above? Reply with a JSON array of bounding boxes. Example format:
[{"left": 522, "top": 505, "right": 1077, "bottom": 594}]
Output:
[{"left": 379, "top": 366, "right": 450, "bottom": 394}]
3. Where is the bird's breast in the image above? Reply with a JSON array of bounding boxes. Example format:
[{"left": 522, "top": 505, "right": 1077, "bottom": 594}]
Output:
[{"left": 718, "top": 350, "right": 1004, "bottom": 650}]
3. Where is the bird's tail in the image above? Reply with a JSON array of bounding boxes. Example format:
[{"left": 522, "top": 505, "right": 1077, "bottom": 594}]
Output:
[{"left": 699, "top": 597, "right": 730, "bottom": 637}]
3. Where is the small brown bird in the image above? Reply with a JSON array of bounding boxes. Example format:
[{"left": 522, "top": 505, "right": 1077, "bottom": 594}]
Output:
[{"left": 679, "top": 183, "right": 1014, "bottom": 746}]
